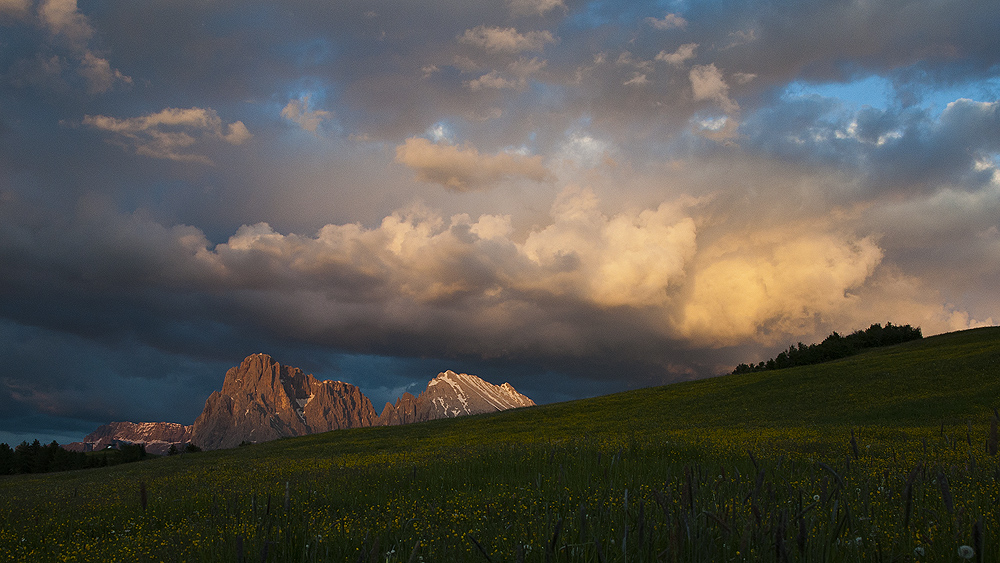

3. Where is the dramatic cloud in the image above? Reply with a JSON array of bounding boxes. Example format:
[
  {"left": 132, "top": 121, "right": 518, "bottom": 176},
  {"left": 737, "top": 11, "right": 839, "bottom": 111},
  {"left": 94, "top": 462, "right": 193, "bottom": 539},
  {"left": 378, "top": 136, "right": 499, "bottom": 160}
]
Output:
[
  {"left": 2, "top": 180, "right": 982, "bottom": 418},
  {"left": 83, "top": 107, "right": 251, "bottom": 163},
  {"left": 395, "top": 137, "right": 552, "bottom": 191},
  {"left": 1, "top": 0, "right": 998, "bottom": 442},
  {"left": 679, "top": 224, "right": 884, "bottom": 346},
  {"left": 519, "top": 188, "right": 697, "bottom": 307}
]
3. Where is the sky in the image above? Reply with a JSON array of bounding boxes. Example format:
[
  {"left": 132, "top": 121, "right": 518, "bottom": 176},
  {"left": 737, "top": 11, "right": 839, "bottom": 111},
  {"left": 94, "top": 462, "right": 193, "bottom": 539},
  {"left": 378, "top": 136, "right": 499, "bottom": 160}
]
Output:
[{"left": 1, "top": 0, "right": 998, "bottom": 445}]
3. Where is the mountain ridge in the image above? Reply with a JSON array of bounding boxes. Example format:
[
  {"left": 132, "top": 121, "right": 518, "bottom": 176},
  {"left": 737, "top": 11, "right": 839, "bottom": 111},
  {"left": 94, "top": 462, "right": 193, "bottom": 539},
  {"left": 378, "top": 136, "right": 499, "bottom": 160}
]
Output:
[
  {"left": 378, "top": 370, "right": 535, "bottom": 425},
  {"left": 67, "top": 353, "right": 534, "bottom": 452}
]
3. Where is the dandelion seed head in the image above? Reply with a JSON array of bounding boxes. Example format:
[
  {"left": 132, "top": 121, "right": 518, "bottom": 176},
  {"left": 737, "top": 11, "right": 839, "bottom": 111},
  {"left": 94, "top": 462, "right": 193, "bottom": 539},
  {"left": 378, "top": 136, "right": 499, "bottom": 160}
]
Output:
[{"left": 958, "top": 545, "right": 974, "bottom": 559}]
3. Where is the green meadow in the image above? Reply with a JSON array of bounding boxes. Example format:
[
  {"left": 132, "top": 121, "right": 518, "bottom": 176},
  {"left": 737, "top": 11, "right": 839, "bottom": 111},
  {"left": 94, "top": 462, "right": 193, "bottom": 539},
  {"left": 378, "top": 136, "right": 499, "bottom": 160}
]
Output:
[{"left": 2, "top": 326, "right": 999, "bottom": 562}]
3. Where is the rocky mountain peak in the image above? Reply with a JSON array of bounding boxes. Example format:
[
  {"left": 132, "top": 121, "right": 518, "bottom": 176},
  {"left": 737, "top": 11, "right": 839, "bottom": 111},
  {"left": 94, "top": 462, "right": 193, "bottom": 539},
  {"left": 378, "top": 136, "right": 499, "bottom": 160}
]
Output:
[
  {"left": 191, "top": 354, "right": 378, "bottom": 450},
  {"left": 64, "top": 421, "right": 192, "bottom": 455},
  {"left": 222, "top": 353, "right": 300, "bottom": 403},
  {"left": 424, "top": 370, "right": 535, "bottom": 417},
  {"left": 379, "top": 370, "right": 534, "bottom": 425},
  {"left": 73, "top": 355, "right": 534, "bottom": 452}
]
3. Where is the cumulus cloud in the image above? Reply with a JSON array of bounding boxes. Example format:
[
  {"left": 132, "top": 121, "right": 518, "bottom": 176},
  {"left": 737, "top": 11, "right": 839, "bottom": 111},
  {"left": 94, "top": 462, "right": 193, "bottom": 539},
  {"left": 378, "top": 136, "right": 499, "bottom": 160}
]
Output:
[
  {"left": 519, "top": 187, "right": 698, "bottom": 307},
  {"left": 83, "top": 107, "right": 251, "bottom": 164},
  {"left": 467, "top": 70, "right": 517, "bottom": 91},
  {"left": 39, "top": 0, "right": 93, "bottom": 47},
  {"left": 466, "top": 57, "right": 546, "bottom": 91},
  {"left": 32, "top": 0, "right": 131, "bottom": 93},
  {"left": 7, "top": 187, "right": 960, "bottom": 354},
  {"left": 459, "top": 26, "right": 556, "bottom": 53},
  {"left": 647, "top": 13, "right": 688, "bottom": 30},
  {"left": 690, "top": 64, "right": 738, "bottom": 113},
  {"left": 394, "top": 137, "right": 552, "bottom": 191},
  {"left": 281, "top": 95, "right": 333, "bottom": 133},
  {"left": 0, "top": 0, "right": 132, "bottom": 95},
  {"left": 678, "top": 223, "right": 884, "bottom": 346},
  {"left": 656, "top": 43, "right": 698, "bottom": 67},
  {"left": 844, "top": 266, "right": 997, "bottom": 337}
]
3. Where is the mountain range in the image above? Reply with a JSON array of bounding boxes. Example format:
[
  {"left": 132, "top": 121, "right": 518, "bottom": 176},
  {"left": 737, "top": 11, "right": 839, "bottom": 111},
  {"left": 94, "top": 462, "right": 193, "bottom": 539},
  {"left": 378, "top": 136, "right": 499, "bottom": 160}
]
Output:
[{"left": 66, "top": 353, "right": 534, "bottom": 453}]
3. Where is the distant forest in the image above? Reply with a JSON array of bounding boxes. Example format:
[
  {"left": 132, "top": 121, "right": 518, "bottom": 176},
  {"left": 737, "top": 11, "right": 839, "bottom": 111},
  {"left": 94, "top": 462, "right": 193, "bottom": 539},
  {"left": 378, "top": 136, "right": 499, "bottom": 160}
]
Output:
[
  {"left": 732, "top": 322, "right": 923, "bottom": 375},
  {"left": 0, "top": 439, "right": 208, "bottom": 476},
  {"left": 0, "top": 440, "right": 148, "bottom": 475}
]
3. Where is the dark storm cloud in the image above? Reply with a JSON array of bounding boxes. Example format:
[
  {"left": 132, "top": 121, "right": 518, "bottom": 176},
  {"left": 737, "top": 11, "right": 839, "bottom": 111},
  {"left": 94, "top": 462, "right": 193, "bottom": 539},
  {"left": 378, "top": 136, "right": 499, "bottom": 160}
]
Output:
[
  {"left": 741, "top": 97, "right": 1000, "bottom": 196},
  {"left": 692, "top": 0, "right": 1000, "bottom": 88}
]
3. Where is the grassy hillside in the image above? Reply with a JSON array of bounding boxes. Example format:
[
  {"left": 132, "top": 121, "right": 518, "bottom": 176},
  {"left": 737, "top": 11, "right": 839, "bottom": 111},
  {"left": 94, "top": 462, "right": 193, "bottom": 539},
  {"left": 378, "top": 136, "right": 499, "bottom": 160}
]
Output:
[
  {"left": 549, "top": 326, "right": 1000, "bottom": 429},
  {"left": 444, "top": 326, "right": 1000, "bottom": 445},
  {"left": 2, "top": 327, "right": 999, "bottom": 562}
]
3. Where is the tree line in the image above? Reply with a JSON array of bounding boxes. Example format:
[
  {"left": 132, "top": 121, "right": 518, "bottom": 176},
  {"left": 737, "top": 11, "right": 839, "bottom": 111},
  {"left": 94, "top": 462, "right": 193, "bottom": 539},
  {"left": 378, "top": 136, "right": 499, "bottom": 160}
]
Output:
[
  {"left": 732, "top": 322, "right": 923, "bottom": 375},
  {"left": 0, "top": 439, "right": 205, "bottom": 475},
  {"left": 0, "top": 440, "right": 151, "bottom": 475}
]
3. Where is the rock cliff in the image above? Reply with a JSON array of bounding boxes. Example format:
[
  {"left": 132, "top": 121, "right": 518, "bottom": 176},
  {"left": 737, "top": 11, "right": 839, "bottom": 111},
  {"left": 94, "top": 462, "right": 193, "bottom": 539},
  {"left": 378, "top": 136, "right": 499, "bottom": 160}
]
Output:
[{"left": 189, "top": 353, "right": 378, "bottom": 449}]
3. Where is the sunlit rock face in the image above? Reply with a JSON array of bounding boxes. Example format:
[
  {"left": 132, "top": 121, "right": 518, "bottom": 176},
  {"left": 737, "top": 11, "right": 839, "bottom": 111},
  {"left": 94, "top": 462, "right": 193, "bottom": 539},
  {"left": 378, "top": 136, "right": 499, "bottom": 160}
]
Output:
[
  {"left": 64, "top": 422, "right": 192, "bottom": 455},
  {"left": 190, "top": 353, "right": 378, "bottom": 450},
  {"left": 378, "top": 370, "right": 535, "bottom": 426},
  {"left": 378, "top": 392, "right": 423, "bottom": 426},
  {"left": 72, "top": 355, "right": 535, "bottom": 451}
]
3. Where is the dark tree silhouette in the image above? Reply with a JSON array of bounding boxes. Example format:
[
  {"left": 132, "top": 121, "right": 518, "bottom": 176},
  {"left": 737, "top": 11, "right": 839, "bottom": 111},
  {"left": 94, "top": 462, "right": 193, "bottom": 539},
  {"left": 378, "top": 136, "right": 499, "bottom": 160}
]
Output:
[{"left": 732, "top": 323, "right": 922, "bottom": 375}]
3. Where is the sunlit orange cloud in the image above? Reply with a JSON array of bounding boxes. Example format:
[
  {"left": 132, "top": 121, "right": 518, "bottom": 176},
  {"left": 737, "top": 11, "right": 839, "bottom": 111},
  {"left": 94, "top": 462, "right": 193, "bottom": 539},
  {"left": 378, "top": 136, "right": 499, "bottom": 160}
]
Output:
[{"left": 114, "top": 185, "right": 981, "bottom": 356}]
